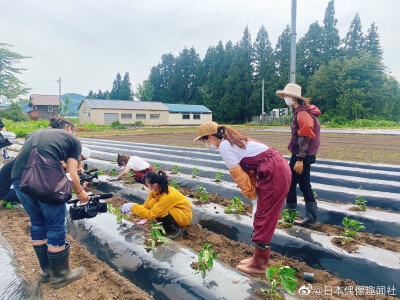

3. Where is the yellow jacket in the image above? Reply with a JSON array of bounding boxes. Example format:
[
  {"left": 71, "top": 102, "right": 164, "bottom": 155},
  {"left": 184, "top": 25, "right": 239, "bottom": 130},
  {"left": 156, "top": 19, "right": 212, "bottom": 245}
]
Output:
[{"left": 131, "top": 186, "right": 192, "bottom": 227}]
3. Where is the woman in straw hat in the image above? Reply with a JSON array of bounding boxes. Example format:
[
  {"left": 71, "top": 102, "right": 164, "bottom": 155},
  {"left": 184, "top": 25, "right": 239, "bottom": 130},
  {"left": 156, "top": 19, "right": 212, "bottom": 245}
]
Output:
[
  {"left": 194, "top": 122, "right": 291, "bottom": 275},
  {"left": 276, "top": 83, "right": 321, "bottom": 228}
]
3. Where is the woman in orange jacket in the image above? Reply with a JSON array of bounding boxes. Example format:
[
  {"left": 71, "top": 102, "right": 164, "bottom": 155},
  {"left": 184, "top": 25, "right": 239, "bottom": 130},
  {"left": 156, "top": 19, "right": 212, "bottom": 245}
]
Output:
[
  {"left": 121, "top": 170, "right": 192, "bottom": 239},
  {"left": 194, "top": 122, "right": 291, "bottom": 275}
]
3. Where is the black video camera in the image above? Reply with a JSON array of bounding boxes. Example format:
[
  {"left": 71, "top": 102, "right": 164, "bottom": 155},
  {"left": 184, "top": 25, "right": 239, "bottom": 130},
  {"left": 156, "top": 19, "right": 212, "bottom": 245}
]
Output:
[
  {"left": 79, "top": 167, "right": 99, "bottom": 185},
  {"left": 67, "top": 193, "right": 112, "bottom": 220}
]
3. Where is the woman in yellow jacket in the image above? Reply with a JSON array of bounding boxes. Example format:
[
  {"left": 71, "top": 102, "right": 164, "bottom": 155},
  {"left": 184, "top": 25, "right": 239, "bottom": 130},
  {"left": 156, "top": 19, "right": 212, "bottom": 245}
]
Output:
[{"left": 121, "top": 170, "right": 192, "bottom": 239}]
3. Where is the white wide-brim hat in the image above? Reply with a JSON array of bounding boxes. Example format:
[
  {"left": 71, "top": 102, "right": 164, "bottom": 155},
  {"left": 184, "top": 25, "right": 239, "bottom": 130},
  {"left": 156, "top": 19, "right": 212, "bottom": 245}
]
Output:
[{"left": 276, "top": 83, "right": 306, "bottom": 101}]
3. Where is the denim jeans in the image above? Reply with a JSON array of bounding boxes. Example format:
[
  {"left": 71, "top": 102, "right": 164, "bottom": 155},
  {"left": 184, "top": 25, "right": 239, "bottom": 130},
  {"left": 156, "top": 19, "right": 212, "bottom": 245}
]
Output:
[
  {"left": 13, "top": 178, "right": 67, "bottom": 247},
  {"left": 286, "top": 154, "right": 316, "bottom": 204}
]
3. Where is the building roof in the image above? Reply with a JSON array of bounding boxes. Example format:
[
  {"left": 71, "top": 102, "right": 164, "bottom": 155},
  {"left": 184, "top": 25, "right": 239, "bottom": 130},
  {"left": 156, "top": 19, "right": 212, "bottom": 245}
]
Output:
[
  {"left": 30, "top": 94, "right": 60, "bottom": 106},
  {"left": 164, "top": 103, "right": 211, "bottom": 113},
  {"left": 79, "top": 99, "right": 170, "bottom": 111}
]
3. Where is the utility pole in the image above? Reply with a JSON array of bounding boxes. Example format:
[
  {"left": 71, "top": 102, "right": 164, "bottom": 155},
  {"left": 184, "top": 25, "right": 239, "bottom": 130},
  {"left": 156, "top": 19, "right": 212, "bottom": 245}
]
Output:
[
  {"left": 57, "top": 76, "right": 63, "bottom": 115},
  {"left": 289, "top": 0, "right": 297, "bottom": 83},
  {"left": 261, "top": 79, "right": 265, "bottom": 123}
]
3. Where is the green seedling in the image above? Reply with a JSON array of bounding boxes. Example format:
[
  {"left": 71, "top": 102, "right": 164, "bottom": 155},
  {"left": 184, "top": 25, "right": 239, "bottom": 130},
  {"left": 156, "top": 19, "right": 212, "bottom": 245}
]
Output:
[
  {"left": 197, "top": 186, "right": 209, "bottom": 202},
  {"left": 191, "top": 167, "right": 200, "bottom": 178},
  {"left": 215, "top": 171, "right": 223, "bottom": 182},
  {"left": 170, "top": 180, "right": 179, "bottom": 189},
  {"left": 341, "top": 217, "right": 366, "bottom": 245},
  {"left": 171, "top": 165, "right": 180, "bottom": 174},
  {"left": 125, "top": 171, "right": 136, "bottom": 184},
  {"left": 354, "top": 196, "right": 367, "bottom": 211},
  {"left": 153, "top": 163, "right": 161, "bottom": 171},
  {"left": 225, "top": 196, "right": 245, "bottom": 214},
  {"left": 261, "top": 265, "right": 299, "bottom": 298},
  {"left": 107, "top": 203, "right": 130, "bottom": 223},
  {"left": 278, "top": 209, "right": 299, "bottom": 226},
  {"left": 110, "top": 168, "right": 117, "bottom": 176},
  {"left": 312, "top": 189, "right": 318, "bottom": 197},
  {"left": 196, "top": 242, "right": 217, "bottom": 275},
  {"left": 96, "top": 170, "right": 105, "bottom": 175},
  {"left": 144, "top": 222, "right": 169, "bottom": 250}
]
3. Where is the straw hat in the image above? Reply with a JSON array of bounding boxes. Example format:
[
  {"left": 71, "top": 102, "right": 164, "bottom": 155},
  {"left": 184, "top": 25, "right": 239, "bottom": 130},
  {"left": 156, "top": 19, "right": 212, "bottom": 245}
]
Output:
[
  {"left": 193, "top": 121, "right": 218, "bottom": 142},
  {"left": 276, "top": 83, "right": 306, "bottom": 101},
  {"left": 81, "top": 147, "right": 91, "bottom": 160}
]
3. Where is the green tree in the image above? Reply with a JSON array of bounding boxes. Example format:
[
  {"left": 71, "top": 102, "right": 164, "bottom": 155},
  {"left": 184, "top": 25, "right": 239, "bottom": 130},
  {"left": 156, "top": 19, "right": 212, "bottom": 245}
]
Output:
[
  {"left": 135, "top": 79, "right": 155, "bottom": 101},
  {"left": 274, "top": 26, "right": 291, "bottom": 95},
  {"left": 110, "top": 73, "right": 122, "bottom": 99},
  {"left": 322, "top": 0, "right": 340, "bottom": 64},
  {"left": 364, "top": 22, "right": 383, "bottom": 60},
  {"left": 0, "top": 43, "right": 30, "bottom": 100},
  {"left": 343, "top": 13, "right": 364, "bottom": 57},
  {"left": 0, "top": 102, "right": 29, "bottom": 121},
  {"left": 118, "top": 72, "right": 133, "bottom": 100},
  {"left": 62, "top": 95, "right": 70, "bottom": 116}
]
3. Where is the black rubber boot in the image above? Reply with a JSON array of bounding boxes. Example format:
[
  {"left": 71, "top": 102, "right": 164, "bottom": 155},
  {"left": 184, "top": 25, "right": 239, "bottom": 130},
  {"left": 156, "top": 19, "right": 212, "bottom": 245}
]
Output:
[
  {"left": 157, "top": 214, "right": 182, "bottom": 240},
  {"left": 294, "top": 202, "right": 317, "bottom": 228},
  {"left": 47, "top": 242, "right": 85, "bottom": 290},
  {"left": 285, "top": 202, "right": 297, "bottom": 211},
  {"left": 33, "top": 244, "right": 51, "bottom": 284}
]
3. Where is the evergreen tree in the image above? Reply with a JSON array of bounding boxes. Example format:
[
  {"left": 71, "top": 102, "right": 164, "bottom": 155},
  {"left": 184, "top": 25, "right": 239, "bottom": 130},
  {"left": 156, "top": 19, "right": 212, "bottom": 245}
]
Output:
[
  {"left": 148, "top": 66, "right": 163, "bottom": 101},
  {"left": 110, "top": 73, "right": 122, "bottom": 99},
  {"left": 274, "top": 25, "right": 291, "bottom": 106},
  {"left": 364, "top": 22, "right": 383, "bottom": 60},
  {"left": 119, "top": 72, "right": 133, "bottom": 100},
  {"left": 322, "top": 0, "right": 340, "bottom": 64},
  {"left": 135, "top": 79, "right": 155, "bottom": 101},
  {"left": 0, "top": 102, "right": 29, "bottom": 121},
  {"left": 63, "top": 95, "right": 70, "bottom": 116},
  {"left": 344, "top": 13, "right": 364, "bottom": 57},
  {"left": 158, "top": 53, "right": 175, "bottom": 102}
]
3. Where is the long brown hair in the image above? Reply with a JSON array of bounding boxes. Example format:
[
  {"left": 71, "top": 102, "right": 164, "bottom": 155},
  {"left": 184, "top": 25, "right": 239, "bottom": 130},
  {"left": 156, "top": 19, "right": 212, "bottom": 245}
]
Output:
[
  {"left": 117, "top": 153, "right": 130, "bottom": 166},
  {"left": 212, "top": 125, "right": 248, "bottom": 149}
]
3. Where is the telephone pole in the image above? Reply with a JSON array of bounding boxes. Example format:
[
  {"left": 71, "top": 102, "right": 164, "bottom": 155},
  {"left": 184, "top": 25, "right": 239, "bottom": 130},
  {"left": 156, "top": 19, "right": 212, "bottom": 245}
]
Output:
[
  {"left": 289, "top": 0, "right": 297, "bottom": 83},
  {"left": 57, "top": 76, "right": 63, "bottom": 114}
]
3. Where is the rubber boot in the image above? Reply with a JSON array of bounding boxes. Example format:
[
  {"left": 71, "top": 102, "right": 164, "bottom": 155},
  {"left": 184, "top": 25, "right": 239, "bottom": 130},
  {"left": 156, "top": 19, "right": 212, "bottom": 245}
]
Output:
[
  {"left": 48, "top": 242, "right": 85, "bottom": 290},
  {"left": 236, "top": 243, "right": 271, "bottom": 275},
  {"left": 239, "top": 231, "right": 255, "bottom": 265},
  {"left": 33, "top": 244, "right": 51, "bottom": 284},
  {"left": 285, "top": 202, "right": 297, "bottom": 211},
  {"left": 157, "top": 214, "right": 182, "bottom": 240},
  {"left": 294, "top": 201, "right": 317, "bottom": 228}
]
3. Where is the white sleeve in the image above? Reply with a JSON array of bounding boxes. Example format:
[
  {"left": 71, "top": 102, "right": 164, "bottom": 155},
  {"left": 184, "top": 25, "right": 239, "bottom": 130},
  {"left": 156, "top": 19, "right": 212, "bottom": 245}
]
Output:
[{"left": 219, "top": 141, "right": 241, "bottom": 169}]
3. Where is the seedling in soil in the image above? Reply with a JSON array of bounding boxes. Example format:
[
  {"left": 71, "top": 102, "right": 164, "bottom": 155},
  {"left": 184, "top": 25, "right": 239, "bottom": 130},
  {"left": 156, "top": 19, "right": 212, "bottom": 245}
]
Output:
[
  {"left": 278, "top": 209, "right": 299, "bottom": 226},
  {"left": 153, "top": 163, "right": 161, "bottom": 171},
  {"left": 144, "top": 222, "right": 169, "bottom": 250},
  {"left": 312, "top": 189, "right": 318, "bottom": 197},
  {"left": 261, "top": 265, "right": 298, "bottom": 298},
  {"left": 171, "top": 165, "right": 180, "bottom": 174},
  {"left": 197, "top": 186, "right": 209, "bottom": 202},
  {"left": 196, "top": 242, "right": 217, "bottom": 275},
  {"left": 107, "top": 203, "right": 130, "bottom": 223},
  {"left": 215, "top": 171, "right": 223, "bottom": 182},
  {"left": 125, "top": 171, "right": 136, "bottom": 184},
  {"left": 341, "top": 217, "right": 366, "bottom": 245},
  {"left": 225, "top": 196, "right": 245, "bottom": 214},
  {"left": 191, "top": 167, "right": 200, "bottom": 178},
  {"left": 96, "top": 170, "right": 105, "bottom": 175},
  {"left": 354, "top": 196, "right": 367, "bottom": 211},
  {"left": 110, "top": 169, "right": 117, "bottom": 176},
  {"left": 170, "top": 180, "right": 179, "bottom": 189}
]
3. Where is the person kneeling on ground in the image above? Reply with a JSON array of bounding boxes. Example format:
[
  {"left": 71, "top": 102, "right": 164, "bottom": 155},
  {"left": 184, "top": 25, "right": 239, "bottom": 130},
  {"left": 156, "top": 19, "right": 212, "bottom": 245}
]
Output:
[
  {"left": 116, "top": 153, "right": 153, "bottom": 183},
  {"left": 121, "top": 170, "right": 192, "bottom": 240},
  {"left": 0, "top": 158, "right": 20, "bottom": 208}
]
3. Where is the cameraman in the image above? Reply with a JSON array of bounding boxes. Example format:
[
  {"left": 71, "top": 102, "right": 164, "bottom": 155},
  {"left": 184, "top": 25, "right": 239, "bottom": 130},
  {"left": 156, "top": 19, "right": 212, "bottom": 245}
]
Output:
[
  {"left": 61, "top": 146, "right": 91, "bottom": 189},
  {"left": 11, "top": 117, "right": 89, "bottom": 289}
]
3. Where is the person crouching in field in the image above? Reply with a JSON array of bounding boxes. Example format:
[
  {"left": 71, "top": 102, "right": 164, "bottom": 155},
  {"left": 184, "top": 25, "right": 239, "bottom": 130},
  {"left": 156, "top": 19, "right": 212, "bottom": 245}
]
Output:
[
  {"left": 116, "top": 153, "right": 153, "bottom": 183},
  {"left": 121, "top": 170, "right": 192, "bottom": 239},
  {"left": 194, "top": 121, "right": 291, "bottom": 275}
]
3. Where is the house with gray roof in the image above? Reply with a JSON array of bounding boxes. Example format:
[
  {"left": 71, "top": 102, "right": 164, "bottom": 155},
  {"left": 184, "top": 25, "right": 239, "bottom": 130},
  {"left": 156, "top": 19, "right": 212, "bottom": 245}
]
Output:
[
  {"left": 78, "top": 99, "right": 212, "bottom": 126},
  {"left": 28, "top": 94, "right": 60, "bottom": 120}
]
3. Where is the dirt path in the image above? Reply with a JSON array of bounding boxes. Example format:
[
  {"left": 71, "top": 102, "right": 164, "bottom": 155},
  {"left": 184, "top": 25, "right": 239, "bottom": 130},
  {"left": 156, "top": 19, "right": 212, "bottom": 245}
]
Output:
[
  {"left": 0, "top": 206, "right": 153, "bottom": 300},
  {"left": 89, "top": 130, "right": 400, "bottom": 165}
]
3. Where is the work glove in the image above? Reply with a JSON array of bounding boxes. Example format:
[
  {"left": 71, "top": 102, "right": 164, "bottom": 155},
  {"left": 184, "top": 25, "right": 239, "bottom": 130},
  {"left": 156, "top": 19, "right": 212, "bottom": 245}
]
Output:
[
  {"left": 107, "top": 177, "right": 119, "bottom": 181},
  {"left": 294, "top": 160, "right": 304, "bottom": 174},
  {"left": 121, "top": 203, "right": 134, "bottom": 215},
  {"left": 136, "top": 219, "right": 148, "bottom": 226},
  {"left": 229, "top": 165, "right": 258, "bottom": 200},
  {"left": 252, "top": 197, "right": 258, "bottom": 219}
]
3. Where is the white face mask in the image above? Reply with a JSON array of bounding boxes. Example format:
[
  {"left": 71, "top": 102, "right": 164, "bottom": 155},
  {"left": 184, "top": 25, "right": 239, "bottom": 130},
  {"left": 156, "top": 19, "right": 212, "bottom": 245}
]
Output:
[
  {"left": 284, "top": 97, "right": 295, "bottom": 107},
  {"left": 204, "top": 139, "right": 218, "bottom": 151}
]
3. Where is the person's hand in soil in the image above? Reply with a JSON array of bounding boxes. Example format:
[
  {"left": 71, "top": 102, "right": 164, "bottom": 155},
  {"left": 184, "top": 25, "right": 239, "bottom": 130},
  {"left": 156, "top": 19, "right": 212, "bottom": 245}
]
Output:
[
  {"left": 294, "top": 161, "right": 303, "bottom": 174},
  {"left": 121, "top": 203, "right": 134, "bottom": 215}
]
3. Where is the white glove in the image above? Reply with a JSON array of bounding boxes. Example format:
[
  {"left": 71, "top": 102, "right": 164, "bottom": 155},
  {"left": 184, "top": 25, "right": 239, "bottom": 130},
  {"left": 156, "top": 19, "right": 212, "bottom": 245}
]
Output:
[
  {"left": 121, "top": 203, "right": 133, "bottom": 214},
  {"left": 108, "top": 177, "right": 119, "bottom": 181},
  {"left": 252, "top": 197, "right": 258, "bottom": 219}
]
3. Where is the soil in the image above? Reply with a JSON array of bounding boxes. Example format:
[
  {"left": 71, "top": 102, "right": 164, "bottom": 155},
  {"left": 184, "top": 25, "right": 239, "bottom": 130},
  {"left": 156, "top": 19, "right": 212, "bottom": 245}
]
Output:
[
  {"left": 101, "top": 190, "right": 396, "bottom": 300},
  {"left": 89, "top": 130, "right": 400, "bottom": 165},
  {"left": 0, "top": 206, "right": 153, "bottom": 300}
]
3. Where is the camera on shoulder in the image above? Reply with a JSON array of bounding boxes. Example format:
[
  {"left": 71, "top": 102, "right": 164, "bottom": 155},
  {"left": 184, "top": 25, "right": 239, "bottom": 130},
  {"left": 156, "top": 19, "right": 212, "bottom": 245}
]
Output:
[
  {"left": 67, "top": 192, "right": 112, "bottom": 220},
  {"left": 78, "top": 167, "right": 99, "bottom": 185}
]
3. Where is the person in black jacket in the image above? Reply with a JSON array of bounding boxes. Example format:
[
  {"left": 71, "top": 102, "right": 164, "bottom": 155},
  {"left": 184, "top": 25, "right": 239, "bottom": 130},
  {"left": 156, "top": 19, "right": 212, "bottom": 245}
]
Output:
[{"left": 0, "top": 159, "right": 20, "bottom": 207}]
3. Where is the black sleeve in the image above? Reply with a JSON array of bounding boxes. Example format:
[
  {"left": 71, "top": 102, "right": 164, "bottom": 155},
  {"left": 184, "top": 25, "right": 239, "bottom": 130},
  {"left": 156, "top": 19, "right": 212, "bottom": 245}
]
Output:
[
  {"left": 0, "top": 118, "right": 4, "bottom": 129},
  {"left": 66, "top": 137, "right": 82, "bottom": 162}
]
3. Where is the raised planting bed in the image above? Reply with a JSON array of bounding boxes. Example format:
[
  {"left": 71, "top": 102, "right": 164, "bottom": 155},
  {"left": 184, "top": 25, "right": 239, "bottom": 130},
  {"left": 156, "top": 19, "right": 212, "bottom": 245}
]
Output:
[{"left": 91, "top": 179, "right": 400, "bottom": 295}]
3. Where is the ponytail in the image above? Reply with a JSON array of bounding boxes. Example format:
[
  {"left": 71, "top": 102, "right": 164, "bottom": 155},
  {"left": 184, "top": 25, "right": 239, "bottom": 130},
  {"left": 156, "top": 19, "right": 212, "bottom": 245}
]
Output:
[
  {"left": 49, "top": 117, "right": 75, "bottom": 130},
  {"left": 213, "top": 125, "right": 248, "bottom": 149},
  {"left": 143, "top": 170, "right": 169, "bottom": 194}
]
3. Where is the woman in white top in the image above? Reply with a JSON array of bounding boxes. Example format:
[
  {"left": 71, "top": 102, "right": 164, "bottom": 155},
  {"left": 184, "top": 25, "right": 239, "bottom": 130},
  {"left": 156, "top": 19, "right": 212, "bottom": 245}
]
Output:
[
  {"left": 116, "top": 154, "right": 153, "bottom": 182},
  {"left": 194, "top": 121, "right": 291, "bottom": 275}
]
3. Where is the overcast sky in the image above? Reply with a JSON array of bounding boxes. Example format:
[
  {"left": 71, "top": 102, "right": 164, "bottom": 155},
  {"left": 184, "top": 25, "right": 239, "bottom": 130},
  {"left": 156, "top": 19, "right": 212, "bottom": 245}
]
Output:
[{"left": 1, "top": 0, "right": 399, "bottom": 98}]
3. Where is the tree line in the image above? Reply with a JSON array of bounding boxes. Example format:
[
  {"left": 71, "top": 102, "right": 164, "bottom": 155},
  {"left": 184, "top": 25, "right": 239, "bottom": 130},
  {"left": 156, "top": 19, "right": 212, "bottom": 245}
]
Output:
[{"left": 135, "top": 0, "right": 400, "bottom": 123}]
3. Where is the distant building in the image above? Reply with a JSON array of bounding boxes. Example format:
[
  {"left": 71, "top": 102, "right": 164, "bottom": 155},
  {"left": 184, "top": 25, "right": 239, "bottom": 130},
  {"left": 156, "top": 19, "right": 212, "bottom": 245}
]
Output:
[
  {"left": 28, "top": 94, "right": 60, "bottom": 121},
  {"left": 0, "top": 102, "right": 6, "bottom": 110},
  {"left": 78, "top": 99, "right": 212, "bottom": 126}
]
